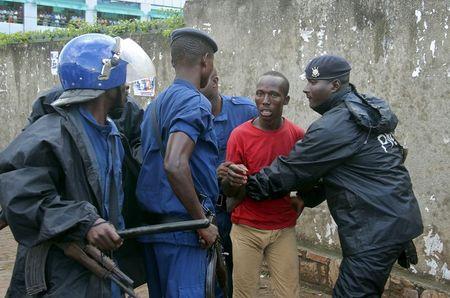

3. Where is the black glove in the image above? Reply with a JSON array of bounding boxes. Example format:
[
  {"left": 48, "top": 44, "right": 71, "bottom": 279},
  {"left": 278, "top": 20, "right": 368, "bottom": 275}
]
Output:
[
  {"left": 397, "top": 240, "right": 418, "bottom": 268},
  {"left": 297, "top": 181, "right": 327, "bottom": 208},
  {"left": 245, "top": 176, "right": 269, "bottom": 201}
]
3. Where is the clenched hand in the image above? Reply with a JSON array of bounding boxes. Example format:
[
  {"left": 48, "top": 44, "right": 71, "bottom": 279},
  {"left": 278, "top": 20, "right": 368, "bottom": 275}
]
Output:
[
  {"left": 291, "top": 195, "right": 305, "bottom": 217},
  {"left": 226, "top": 164, "right": 248, "bottom": 187},
  {"left": 217, "top": 161, "right": 232, "bottom": 180},
  {"left": 197, "top": 224, "right": 219, "bottom": 249},
  {"left": 86, "top": 218, "right": 123, "bottom": 251}
]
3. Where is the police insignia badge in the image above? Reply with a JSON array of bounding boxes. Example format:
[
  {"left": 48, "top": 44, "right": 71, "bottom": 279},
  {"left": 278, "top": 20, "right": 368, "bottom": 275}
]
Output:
[{"left": 311, "top": 67, "right": 320, "bottom": 78}]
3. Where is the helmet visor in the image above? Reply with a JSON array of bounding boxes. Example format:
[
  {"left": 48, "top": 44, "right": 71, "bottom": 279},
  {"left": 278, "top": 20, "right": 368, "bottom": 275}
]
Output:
[{"left": 120, "top": 38, "right": 156, "bottom": 84}]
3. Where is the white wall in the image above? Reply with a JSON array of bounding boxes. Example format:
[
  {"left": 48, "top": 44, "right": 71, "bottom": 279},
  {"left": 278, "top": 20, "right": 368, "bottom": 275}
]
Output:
[
  {"left": 36, "top": 25, "right": 58, "bottom": 31},
  {"left": 0, "top": 22, "right": 24, "bottom": 34},
  {"left": 150, "top": 0, "right": 185, "bottom": 8}
]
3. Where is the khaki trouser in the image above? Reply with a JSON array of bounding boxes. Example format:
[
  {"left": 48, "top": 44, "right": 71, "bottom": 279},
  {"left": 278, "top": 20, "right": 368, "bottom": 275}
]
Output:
[{"left": 230, "top": 224, "right": 300, "bottom": 298}]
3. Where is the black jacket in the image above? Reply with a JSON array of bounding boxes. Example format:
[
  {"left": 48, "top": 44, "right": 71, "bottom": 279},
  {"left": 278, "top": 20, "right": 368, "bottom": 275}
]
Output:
[
  {"left": 25, "top": 85, "right": 64, "bottom": 128},
  {"left": 0, "top": 106, "right": 112, "bottom": 297},
  {"left": 247, "top": 85, "right": 423, "bottom": 256},
  {"left": 24, "top": 86, "right": 144, "bottom": 230},
  {"left": 0, "top": 86, "right": 145, "bottom": 297}
]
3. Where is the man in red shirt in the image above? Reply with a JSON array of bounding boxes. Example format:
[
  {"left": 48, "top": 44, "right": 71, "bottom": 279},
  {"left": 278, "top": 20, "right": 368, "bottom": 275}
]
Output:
[{"left": 221, "top": 71, "right": 305, "bottom": 297}]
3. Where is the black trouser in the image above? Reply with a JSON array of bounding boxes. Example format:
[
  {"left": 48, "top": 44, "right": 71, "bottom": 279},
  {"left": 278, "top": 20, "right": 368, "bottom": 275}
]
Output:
[{"left": 333, "top": 242, "right": 407, "bottom": 298}]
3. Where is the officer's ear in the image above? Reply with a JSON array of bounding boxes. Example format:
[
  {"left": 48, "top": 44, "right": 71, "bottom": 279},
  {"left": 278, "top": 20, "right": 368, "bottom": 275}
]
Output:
[
  {"left": 213, "top": 75, "right": 219, "bottom": 88},
  {"left": 283, "top": 95, "right": 290, "bottom": 105},
  {"left": 200, "top": 52, "right": 213, "bottom": 68},
  {"left": 330, "top": 79, "right": 341, "bottom": 93}
]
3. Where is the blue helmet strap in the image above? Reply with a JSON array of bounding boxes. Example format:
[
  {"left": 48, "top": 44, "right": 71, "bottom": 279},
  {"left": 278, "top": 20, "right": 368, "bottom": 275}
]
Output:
[{"left": 99, "top": 37, "right": 122, "bottom": 81}]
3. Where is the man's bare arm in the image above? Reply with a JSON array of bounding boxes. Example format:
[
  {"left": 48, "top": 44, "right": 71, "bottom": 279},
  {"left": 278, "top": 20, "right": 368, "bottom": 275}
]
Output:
[{"left": 164, "top": 131, "right": 217, "bottom": 247}]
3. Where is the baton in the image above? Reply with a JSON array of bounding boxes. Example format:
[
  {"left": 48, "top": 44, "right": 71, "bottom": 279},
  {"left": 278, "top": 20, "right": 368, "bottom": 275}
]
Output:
[{"left": 118, "top": 218, "right": 210, "bottom": 239}]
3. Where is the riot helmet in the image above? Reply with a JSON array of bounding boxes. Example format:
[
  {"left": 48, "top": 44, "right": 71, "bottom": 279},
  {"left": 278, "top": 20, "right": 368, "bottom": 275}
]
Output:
[{"left": 53, "top": 33, "right": 155, "bottom": 107}]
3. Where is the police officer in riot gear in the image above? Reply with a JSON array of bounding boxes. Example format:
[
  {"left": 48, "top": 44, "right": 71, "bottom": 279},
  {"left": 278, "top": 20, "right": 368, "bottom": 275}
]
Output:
[{"left": 0, "top": 33, "right": 154, "bottom": 297}]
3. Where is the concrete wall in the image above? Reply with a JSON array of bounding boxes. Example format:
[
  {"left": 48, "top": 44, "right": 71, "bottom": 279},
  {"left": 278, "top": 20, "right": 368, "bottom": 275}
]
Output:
[
  {"left": 183, "top": 0, "right": 450, "bottom": 285},
  {"left": 0, "top": 0, "right": 449, "bottom": 288}
]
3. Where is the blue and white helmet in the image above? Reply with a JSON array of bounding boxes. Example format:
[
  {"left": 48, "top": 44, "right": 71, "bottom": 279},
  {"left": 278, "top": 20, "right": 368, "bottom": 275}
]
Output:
[{"left": 53, "top": 33, "right": 155, "bottom": 107}]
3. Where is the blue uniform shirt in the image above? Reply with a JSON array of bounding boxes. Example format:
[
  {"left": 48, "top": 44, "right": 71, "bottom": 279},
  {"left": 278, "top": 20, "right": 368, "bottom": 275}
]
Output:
[
  {"left": 79, "top": 107, "right": 125, "bottom": 230},
  {"left": 137, "top": 79, "right": 219, "bottom": 245},
  {"left": 213, "top": 95, "right": 258, "bottom": 165}
]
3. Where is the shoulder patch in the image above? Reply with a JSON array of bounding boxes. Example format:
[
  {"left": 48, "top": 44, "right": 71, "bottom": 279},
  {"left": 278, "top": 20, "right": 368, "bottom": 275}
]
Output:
[{"left": 228, "top": 96, "right": 255, "bottom": 106}]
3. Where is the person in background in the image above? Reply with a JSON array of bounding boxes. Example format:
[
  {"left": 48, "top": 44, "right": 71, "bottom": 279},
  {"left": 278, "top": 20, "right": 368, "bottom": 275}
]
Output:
[{"left": 200, "top": 67, "right": 258, "bottom": 296}]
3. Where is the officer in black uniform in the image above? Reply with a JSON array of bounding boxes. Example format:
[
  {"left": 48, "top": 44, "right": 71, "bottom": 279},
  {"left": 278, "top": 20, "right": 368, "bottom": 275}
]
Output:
[{"left": 226, "top": 55, "right": 423, "bottom": 297}]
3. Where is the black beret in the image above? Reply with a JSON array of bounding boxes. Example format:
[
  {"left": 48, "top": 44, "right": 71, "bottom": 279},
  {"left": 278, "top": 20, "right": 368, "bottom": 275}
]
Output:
[
  {"left": 305, "top": 55, "right": 351, "bottom": 80},
  {"left": 170, "top": 27, "right": 218, "bottom": 53}
]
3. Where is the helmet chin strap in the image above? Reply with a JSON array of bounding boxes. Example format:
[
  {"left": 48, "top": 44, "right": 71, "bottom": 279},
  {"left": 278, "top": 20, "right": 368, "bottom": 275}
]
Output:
[{"left": 99, "top": 37, "right": 122, "bottom": 81}]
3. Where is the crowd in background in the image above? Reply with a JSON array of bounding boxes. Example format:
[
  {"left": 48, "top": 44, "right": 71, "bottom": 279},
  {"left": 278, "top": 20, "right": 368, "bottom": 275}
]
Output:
[
  {"left": 0, "top": 5, "right": 137, "bottom": 28},
  {"left": 37, "top": 11, "right": 83, "bottom": 27},
  {"left": 0, "top": 8, "right": 23, "bottom": 23}
]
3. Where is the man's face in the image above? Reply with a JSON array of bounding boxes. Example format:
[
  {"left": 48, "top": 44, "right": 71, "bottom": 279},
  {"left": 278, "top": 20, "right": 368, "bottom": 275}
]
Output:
[
  {"left": 109, "top": 85, "right": 127, "bottom": 110},
  {"left": 254, "top": 75, "right": 289, "bottom": 121},
  {"left": 303, "top": 79, "right": 334, "bottom": 109},
  {"left": 199, "top": 53, "right": 214, "bottom": 89},
  {"left": 200, "top": 69, "right": 219, "bottom": 101}
]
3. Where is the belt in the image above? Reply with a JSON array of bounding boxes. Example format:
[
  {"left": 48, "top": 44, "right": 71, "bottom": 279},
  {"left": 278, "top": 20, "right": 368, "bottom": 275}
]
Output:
[{"left": 215, "top": 194, "right": 227, "bottom": 212}]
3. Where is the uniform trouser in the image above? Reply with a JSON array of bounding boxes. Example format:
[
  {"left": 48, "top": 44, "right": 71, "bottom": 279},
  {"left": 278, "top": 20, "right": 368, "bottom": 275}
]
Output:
[
  {"left": 230, "top": 224, "right": 300, "bottom": 298},
  {"left": 333, "top": 242, "right": 408, "bottom": 298},
  {"left": 143, "top": 242, "right": 207, "bottom": 298},
  {"left": 216, "top": 209, "right": 233, "bottom": 297}
]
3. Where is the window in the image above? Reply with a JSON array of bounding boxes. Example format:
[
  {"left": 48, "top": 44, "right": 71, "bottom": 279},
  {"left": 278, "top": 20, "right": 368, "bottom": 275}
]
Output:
[
  {"left": 0, "top": 1, "right": 24, "bottom": 24},
  {"left": 37, "top": 5, "right": 83, "bottom": 27}
]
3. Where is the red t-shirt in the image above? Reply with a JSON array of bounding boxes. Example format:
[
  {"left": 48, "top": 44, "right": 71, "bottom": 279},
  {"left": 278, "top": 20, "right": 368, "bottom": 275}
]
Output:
[{"left": 226, "top": 118, "right": 305, "bottom": 230}]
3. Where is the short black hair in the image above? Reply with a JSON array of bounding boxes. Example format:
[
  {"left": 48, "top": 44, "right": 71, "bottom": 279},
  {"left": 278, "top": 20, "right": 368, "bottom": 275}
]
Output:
[
  {"left": 330, "top": 74, "right": 350, "bottom": 85},
  {"left": 260, "top": 71, "right": 290, "bottom": 96},
  {"left": 338, "top": 73, "right": 350, "bottom": 85},
  {"left": 171, "top": 35, "right": 215, "bottom": 67}
]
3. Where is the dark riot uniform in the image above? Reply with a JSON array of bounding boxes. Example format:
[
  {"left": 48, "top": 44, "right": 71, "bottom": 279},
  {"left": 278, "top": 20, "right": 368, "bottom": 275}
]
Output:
[
  {"left": 0, "top": 33, "right": 152, "bottom": 297},
  {"left": 1, "top": 107, "right": 115, "bottom": 297},
  {"left": 24, "top": 84, "right": 147, "bottom": 286},
  {"left": 246, "top": 55, "right": 423, "bottom": 297}
]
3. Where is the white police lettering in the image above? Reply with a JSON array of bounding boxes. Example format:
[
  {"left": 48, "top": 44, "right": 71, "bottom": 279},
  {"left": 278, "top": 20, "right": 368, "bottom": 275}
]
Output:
[{"left": 377, "top": 133, "right": 398, "bottom": 153}]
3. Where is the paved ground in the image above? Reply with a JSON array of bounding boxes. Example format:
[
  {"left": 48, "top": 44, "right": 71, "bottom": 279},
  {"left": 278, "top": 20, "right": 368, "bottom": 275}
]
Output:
[
  {"left": 0, "top": 228, "right": 329, "bottom": 297},
  {"left": 134, "top": 279, "right": 330, "bottom": 298}
]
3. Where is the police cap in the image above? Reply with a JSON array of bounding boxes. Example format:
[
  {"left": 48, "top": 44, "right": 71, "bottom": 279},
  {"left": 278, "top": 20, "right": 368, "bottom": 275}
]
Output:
[
  {"left": 170, "top": 27, "right": 218, "bottom": 53},
  {"left": 305, "top": 54, "right": 351, "bottom": 80}
]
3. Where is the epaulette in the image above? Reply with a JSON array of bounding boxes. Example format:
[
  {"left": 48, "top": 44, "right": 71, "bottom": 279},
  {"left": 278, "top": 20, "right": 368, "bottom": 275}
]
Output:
[{"left": 229, "top": 96, "right": 255, "bottom": 106}]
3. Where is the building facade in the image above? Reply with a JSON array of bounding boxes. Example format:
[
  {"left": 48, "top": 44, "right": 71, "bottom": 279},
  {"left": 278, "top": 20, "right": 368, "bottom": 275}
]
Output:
[{"left": 0, "top": 0, "right": 184, "bottom": 33}]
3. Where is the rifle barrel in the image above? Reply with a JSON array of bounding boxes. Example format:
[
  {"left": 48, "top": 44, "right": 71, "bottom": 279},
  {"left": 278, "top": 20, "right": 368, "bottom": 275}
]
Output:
[{"left": 118, "top": 218, "right": 210, "bottom": 239}]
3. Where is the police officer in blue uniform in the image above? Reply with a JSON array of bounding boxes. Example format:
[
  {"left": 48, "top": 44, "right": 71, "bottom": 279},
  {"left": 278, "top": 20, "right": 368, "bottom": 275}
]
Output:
[
  {"left": 228, "top": 55, "right": 423, "bottom": 297},
  {"left": 137, "top": 28, "right": 220, "bottom": 297},
  {"left": 200, "top": 68, "right": 257, "bottom": 296}
]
